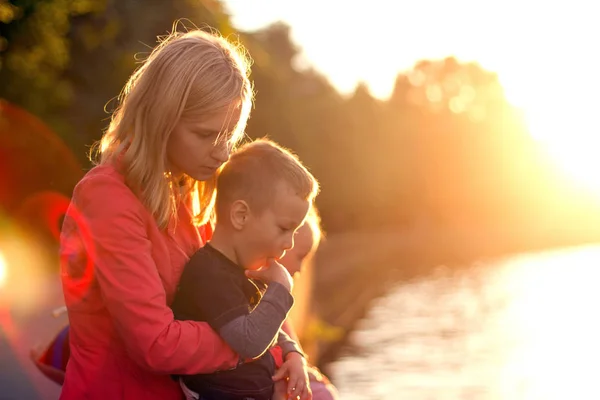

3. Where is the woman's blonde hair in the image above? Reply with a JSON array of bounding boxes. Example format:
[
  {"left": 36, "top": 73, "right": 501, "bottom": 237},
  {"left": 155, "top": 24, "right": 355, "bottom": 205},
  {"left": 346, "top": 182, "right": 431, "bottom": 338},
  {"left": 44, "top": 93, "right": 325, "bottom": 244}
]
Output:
[{"left": 92, "top": 23, "right": 253, "bottom": 229}]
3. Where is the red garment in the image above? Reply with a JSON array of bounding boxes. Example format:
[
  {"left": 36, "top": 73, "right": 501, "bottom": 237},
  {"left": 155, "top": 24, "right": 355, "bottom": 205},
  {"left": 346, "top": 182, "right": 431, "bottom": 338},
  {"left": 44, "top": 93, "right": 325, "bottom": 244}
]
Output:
[
  {"left": 270, "top": 345, "right": 284, "bottom": 369},
  {"left": 59, "top": 164, "right": 238, "bottom": 400},
  {"left": 270, "top": 320, "right": 298, "bottom": 368}
]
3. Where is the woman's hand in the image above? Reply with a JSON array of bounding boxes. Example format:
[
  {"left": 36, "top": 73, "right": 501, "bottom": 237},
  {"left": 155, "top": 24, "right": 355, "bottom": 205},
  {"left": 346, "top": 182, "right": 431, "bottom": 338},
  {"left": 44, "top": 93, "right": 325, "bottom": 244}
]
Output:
[{"left": 272, "top": 352, "right": 312, "bottom": 400}]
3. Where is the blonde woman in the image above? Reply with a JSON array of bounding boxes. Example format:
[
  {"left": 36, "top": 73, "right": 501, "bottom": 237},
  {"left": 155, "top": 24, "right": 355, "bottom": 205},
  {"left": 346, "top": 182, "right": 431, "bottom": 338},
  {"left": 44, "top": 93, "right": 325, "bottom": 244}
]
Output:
[{"left": 59, "top": 27, "right": 254, "bottom": 399}]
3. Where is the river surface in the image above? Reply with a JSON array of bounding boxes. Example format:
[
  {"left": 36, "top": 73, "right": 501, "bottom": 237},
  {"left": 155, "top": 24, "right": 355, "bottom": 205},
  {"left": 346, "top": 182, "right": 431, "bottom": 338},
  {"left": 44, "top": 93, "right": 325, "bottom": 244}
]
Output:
[{"left": 328, "top": 244, "right": 600, "bottom": 399}]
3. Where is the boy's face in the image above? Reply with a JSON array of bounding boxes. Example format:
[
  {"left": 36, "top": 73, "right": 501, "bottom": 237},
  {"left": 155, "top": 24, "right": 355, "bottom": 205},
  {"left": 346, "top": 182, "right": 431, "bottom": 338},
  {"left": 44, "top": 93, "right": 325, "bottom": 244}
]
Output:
[{"left": 239, "top": 182, "right": 310, "bottom": 270}]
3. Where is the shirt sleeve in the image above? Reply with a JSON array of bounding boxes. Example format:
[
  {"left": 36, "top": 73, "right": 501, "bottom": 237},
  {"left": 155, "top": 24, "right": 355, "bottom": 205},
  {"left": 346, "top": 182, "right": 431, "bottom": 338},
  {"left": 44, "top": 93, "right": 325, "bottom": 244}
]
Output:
[
  {"left": 276, "top": 329, "right": 304, "bottom": 358},
  {"left": 216, "top": 283, "right": 295, "bottom": 359},
  {"left": 62, "top": 172, "right": 238, "bottom": 375}
]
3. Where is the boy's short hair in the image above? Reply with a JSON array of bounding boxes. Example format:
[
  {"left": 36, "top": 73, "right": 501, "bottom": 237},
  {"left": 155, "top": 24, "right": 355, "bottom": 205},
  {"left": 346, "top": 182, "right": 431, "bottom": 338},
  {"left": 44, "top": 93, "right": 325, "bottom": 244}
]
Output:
[{"left": 215, "top": 138, "right": 319, "bottom": 218}]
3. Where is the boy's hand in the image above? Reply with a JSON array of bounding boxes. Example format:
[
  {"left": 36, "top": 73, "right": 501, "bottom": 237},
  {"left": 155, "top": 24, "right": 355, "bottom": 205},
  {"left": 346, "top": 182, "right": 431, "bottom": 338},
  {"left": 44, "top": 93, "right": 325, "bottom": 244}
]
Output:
[
  {"left": 306, "top": 365, "right": 332, "bottom": 385},
  {"left": 272, "top": 352, "right": 312, "bottom": 400},
  {"left": 245, "top": 259, "right": 293, "bottom": 292}
]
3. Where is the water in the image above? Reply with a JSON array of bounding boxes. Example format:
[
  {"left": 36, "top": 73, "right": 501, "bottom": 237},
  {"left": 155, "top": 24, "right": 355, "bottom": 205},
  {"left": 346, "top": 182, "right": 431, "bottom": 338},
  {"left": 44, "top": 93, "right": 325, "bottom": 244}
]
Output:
[{"left": 328, "top": 244, "right": 600, "bottom": 400}]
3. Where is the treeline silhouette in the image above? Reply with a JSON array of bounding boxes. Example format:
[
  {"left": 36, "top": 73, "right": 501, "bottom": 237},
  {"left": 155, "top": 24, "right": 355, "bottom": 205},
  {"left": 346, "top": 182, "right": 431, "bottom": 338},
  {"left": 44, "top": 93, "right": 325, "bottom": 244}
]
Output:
[{"left": 2, "top": 0, "right": 599, "bottom": 255}]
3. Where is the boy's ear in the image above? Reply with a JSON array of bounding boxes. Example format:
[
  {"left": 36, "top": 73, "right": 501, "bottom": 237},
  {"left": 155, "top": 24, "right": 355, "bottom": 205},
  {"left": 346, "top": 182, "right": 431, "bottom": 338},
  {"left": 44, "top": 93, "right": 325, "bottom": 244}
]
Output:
[{"left": 230, "top": 200, "right": 250, "bottom": 230}]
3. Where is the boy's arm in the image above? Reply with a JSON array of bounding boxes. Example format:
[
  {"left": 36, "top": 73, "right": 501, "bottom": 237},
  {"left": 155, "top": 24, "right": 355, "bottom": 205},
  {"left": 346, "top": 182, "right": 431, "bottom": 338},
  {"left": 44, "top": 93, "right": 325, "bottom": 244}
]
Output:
[
  {"left": 218, "top": 282, "right": 294, "bottom": 359},
  {"left": 276, "top": 329, "right": 305, "bottom": 359}
]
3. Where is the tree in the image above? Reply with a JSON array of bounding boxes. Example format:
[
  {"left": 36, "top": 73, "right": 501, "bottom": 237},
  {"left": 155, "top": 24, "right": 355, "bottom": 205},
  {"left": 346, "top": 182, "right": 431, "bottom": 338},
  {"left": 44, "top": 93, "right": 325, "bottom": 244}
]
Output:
[
  {"left": 0, "top": 0, "right": 235, "bottom": 163},
  {"left": 0, "top": 0, "right": 108, "bottom": 136}
]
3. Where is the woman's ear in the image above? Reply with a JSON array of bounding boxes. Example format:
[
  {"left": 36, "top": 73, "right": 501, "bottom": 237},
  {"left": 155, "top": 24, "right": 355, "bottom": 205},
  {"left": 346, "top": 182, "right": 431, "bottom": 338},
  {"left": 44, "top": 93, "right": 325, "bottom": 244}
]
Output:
[{"left": 230, "top": 200, "right": 250, "bottom": 230}]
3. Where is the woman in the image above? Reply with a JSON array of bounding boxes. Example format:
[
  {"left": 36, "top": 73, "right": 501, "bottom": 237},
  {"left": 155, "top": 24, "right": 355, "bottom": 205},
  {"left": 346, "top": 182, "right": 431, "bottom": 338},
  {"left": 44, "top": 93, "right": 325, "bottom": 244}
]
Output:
[{"left": 58, "top": 26, "right": 253, "bottom": 399}]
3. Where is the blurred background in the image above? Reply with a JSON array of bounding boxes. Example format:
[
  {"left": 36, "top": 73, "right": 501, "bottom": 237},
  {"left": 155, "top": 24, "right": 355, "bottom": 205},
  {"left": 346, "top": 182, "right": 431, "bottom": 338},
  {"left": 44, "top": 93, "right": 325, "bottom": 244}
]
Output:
[{"left": 1, "top": 0, "right": 600, "bottom": 399}]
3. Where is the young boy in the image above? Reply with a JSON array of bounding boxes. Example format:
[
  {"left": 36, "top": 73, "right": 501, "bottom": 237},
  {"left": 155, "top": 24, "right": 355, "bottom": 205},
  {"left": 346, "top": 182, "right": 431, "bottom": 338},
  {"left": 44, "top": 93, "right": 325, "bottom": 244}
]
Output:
[{"left": 171, "top": 138, "right": 319, "bottom": 400}]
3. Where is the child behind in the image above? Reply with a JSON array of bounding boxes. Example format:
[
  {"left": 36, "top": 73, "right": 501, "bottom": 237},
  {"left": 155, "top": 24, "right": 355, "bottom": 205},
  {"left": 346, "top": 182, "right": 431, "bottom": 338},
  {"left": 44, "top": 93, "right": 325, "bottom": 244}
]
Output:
[
  {"left": 171, "top": 138, "right": 319, "bottom": 400},
  {"left": 280, "top": 206, "right": 322, "bottom": 277},
  {"left": 279, "top": 208, "right": 340, "bottom": 400}
]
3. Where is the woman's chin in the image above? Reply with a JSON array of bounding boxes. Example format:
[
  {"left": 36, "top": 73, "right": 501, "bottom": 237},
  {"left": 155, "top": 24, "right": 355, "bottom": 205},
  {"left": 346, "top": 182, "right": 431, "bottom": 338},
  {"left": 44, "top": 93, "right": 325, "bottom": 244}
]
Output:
[
  {"left": 186, "top": 166, "right": 218, "bottom": 181},
  {"left": 189, "top": 171, "right": 215, "bottom": 181}
]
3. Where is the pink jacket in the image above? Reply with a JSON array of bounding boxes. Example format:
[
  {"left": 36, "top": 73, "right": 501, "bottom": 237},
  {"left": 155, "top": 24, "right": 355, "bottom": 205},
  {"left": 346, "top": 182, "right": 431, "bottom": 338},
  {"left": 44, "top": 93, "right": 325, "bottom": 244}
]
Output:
[{"left": 59, "top": 164, "right": 238, "bottom": 400}]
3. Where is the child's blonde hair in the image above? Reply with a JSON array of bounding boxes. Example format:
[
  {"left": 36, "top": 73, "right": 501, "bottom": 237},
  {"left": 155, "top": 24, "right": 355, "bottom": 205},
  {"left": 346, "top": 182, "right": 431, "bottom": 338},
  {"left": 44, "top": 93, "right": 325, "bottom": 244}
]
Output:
[
  {"left": 215, "top": 138, "right": 319, "bottom": 219},
  {"left": 305, "top": 206, "right": 323, "bottom": 249},
  {"left": 93, "top": 24, "right": 253, "bottom": 229}
]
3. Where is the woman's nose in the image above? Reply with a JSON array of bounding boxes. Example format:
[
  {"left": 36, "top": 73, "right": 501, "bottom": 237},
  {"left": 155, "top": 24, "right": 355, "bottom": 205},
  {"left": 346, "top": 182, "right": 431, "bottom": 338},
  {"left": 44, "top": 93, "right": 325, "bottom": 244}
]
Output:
[{"left": 211, "top": 141, "right": 231, "bottom": 164}]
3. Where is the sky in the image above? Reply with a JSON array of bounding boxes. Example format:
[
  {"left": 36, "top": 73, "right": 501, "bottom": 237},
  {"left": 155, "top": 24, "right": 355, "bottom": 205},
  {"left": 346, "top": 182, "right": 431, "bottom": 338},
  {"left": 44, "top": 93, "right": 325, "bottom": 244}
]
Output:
[
  {"left": 222, "top": 0, "right": 600, "bottom": 191},
  {"left": 222, "top": 0, "right": 598, "bottom": 101}
]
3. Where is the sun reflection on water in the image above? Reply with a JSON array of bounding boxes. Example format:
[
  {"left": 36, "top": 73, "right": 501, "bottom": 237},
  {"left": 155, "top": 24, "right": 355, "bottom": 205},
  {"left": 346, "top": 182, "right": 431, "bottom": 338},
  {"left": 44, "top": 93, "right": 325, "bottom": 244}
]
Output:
[{"left": 329, "top": 245, "right": 600, "bottom": 399}]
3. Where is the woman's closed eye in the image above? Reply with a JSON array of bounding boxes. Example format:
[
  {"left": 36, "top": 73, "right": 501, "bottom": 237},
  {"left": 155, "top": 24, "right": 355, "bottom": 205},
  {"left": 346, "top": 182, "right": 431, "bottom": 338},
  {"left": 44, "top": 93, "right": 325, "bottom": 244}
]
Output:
[{"left": 195, "top": 130, "right": 218, "bottom": 139}]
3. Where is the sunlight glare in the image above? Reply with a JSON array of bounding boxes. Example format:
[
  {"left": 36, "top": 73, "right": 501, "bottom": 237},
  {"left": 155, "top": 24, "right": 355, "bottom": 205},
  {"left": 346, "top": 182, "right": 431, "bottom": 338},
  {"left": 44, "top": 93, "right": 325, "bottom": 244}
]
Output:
[
  {"left": 0, "top": 237, "right": 50, "bottom": 314},
  {"left": 498, "top": 44, "right": 600, "bottom": 196},
  {"left": 0, "top": 251, "right": 6, "bottom": 288},
  {"left": 502, "top": 247, "right": 600, "bottom": 399}
]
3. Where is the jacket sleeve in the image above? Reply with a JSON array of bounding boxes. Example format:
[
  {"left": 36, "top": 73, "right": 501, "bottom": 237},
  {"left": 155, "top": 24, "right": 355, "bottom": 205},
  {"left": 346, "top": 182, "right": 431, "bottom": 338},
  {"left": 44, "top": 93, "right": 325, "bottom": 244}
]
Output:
[{"left": 66, "top": 172, "right": 239, "bottom": 374}]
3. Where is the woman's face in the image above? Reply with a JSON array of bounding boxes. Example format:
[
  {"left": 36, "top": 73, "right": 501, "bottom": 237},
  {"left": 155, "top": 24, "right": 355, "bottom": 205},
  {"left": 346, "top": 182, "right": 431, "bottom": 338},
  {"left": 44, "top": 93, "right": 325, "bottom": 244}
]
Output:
[
  {"left": 167, "top": 105, "right": 241, "bottom": 181},
  {"left": 280, "top": 222, "right": 316, "bottom": 276}
]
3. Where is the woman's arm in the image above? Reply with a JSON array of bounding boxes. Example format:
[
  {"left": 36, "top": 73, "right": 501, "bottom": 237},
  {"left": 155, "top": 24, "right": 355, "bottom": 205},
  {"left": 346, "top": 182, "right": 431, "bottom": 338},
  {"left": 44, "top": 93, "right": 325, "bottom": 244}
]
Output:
[{"left": 63, "top": 173, "right": 238, "bottom": 375}]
